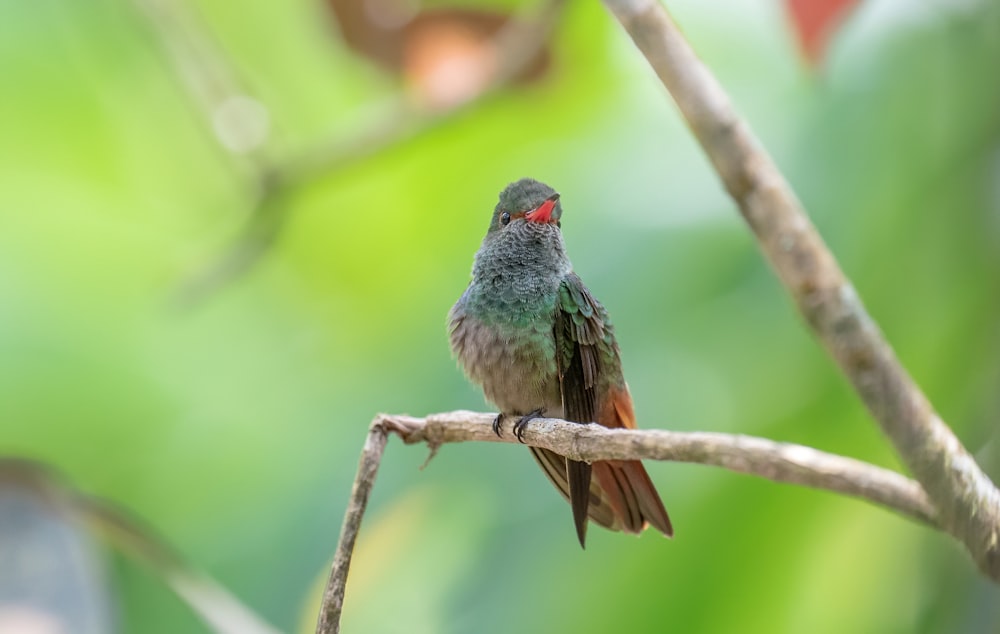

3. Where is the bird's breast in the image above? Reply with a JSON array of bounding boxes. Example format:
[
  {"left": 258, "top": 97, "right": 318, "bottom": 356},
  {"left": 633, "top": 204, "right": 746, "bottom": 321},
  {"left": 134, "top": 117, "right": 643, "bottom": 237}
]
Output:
[{"left": 448, "top": 308, "right": 562, "bottom": 417}]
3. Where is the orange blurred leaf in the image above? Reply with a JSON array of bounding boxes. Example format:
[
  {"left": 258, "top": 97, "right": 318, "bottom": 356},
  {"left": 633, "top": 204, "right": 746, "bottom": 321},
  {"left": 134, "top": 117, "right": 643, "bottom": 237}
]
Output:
[
  {"left": 786, "top": 0, "right": 861, "bottom": 65},
  {"left": 326, "top": 0, "right": 549, "bottom": 109}
]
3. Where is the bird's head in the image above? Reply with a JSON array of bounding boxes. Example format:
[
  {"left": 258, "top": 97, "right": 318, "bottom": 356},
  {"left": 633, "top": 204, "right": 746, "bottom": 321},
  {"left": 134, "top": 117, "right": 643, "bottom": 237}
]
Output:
[
  {"left": 469, "top": 177, "right": 571, "bottom": 295},
  {"left": 488, "top": 178, "right": 562, "bottom": 234}
]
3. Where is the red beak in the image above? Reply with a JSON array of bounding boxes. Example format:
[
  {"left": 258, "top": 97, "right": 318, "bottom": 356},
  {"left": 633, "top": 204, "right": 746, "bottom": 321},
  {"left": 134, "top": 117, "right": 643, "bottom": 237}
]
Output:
[{"left": 525, "top": 193, "right": 560, "bottom": 224}]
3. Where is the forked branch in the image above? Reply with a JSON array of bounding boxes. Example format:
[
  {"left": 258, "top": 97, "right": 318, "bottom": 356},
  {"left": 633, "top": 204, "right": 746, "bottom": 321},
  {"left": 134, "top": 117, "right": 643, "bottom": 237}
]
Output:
[{"left": 314, "top": 411, "right": 937, "bottom": 633}]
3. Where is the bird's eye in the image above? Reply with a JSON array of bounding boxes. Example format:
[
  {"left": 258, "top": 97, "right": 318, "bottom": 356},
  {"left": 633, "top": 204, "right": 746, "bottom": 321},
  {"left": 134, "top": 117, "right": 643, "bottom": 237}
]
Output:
[{"left": 499, "top": 212, "right": 511, "bottom": 226}]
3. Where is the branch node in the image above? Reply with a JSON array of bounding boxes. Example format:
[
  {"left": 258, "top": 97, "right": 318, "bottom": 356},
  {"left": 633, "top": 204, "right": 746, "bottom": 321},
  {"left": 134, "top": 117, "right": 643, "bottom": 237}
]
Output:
[{"left": 419, "top": 443, "right": 441, "bottom": 470}]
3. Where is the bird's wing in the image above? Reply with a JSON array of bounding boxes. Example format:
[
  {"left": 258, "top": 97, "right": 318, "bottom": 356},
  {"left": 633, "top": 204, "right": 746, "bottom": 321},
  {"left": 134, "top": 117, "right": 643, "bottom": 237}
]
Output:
[
  {"left": 554, "top": 273, "right": 673, "bottom": 538},
  {"left": 555, "top": 272, "right": 605, "bottom": 423},
  {"left": 552, "top": 272, "right": 610, "bottom": 545}
]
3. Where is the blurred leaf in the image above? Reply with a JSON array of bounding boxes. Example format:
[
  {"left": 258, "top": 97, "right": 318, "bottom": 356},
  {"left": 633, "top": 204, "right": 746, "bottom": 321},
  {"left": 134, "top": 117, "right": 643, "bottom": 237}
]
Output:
[
  {"left": 326, "top": 0, "right": 550, "bottom": 109},
  {"left": 785, "top": 0, "right": 860, "bottom": 65}
]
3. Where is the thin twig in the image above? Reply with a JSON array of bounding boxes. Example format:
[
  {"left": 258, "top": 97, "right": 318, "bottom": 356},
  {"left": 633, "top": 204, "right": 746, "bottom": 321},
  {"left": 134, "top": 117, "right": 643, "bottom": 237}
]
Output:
[
  {"left": 315, "top": 421, "right": 390, "bottom": 634},
  {"left": 599, "top": 0, "right": 1000, "bottom": 579},
  {"left": 314, "top": 411, "right": 938, "bottom": 633},
  {"left": 130, "top": 0, "right": 275, "bottom": 175}
]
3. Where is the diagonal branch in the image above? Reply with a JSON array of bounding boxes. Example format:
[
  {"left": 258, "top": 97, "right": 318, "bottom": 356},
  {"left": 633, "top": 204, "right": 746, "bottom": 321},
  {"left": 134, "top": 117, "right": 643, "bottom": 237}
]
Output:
[
  {"left": 0, "top": 458, "right": 282, "bottom": 634},
  {"left": 599, "top": 0, "right": 1000, "bottom": 579},
  {"left": 79, "top": 495, "right": 283, "bottom": 634},
  {"left": 314, "top": 410, "right": 938, "bottom": 633},
  {"left": 130, "top": 0, "right": 274, "bottom": 177}
]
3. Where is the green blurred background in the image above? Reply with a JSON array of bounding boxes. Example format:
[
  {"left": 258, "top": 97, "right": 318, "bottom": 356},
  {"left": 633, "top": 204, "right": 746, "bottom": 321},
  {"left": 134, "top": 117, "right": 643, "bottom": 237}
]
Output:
[{"left": 2, "top": 0, "right": 1000, "bottom": 631}]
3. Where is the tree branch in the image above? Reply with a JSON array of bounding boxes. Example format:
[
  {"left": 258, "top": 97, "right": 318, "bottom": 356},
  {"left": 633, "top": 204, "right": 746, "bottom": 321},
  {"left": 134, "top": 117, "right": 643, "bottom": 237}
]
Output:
[
  {"left": 386, "top": 411, "right": 936, "bottom": 526},
  {"left": 315, "top": 422, "right": 390, "bottom": 634},
  {"left": 314, "top": 411, "right": 938, "bottom": 633},
  {"left": 600, "top": 0, "right": 1000, "bottom": 579}
]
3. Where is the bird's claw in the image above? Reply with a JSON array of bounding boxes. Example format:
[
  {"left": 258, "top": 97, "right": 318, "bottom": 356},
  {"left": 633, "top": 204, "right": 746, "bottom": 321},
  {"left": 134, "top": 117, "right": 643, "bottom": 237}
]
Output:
[
  {"left": 492, "top": 413, "right": 505, "bottom": 437},
  {"left": 512, "top": 409, "right": 545, "bottom": 443}
]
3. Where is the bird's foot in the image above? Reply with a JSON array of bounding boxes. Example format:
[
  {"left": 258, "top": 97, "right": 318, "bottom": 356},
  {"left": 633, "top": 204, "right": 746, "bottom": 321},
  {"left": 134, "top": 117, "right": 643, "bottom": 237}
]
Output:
[
  {"left": 513, "top": 409, "right": 545, "bottom": 443},
  {"left": 492, "top": 413, "right": 506, "bottom": 437}
]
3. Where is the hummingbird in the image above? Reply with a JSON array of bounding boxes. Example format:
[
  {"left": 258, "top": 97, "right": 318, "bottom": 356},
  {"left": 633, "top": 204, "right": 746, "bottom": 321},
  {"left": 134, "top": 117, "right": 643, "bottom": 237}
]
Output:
[{"left": 448, "top": 178, "right": 673, "bottom": 547}]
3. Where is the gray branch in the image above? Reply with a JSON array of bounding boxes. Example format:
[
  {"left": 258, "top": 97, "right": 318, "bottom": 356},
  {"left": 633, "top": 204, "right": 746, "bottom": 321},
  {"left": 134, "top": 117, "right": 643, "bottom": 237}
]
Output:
[
  {"left": 387, "top": 411, "right": 936, "bottom": 526},
  {"left": 600, "top": 0, "right": 1000, "bottom": 579},
  {"left": 315, "top": 422, "right": 390, "bottom": 634},
  {"left": 313, "top": 411, "right": 938, "bottom": 633}
]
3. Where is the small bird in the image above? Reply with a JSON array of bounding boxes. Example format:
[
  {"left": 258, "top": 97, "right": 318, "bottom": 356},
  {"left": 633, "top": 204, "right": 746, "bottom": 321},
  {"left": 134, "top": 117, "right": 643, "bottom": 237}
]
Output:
[{"left": 448, "top": 178, "right": 673, "bottom": 547}]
